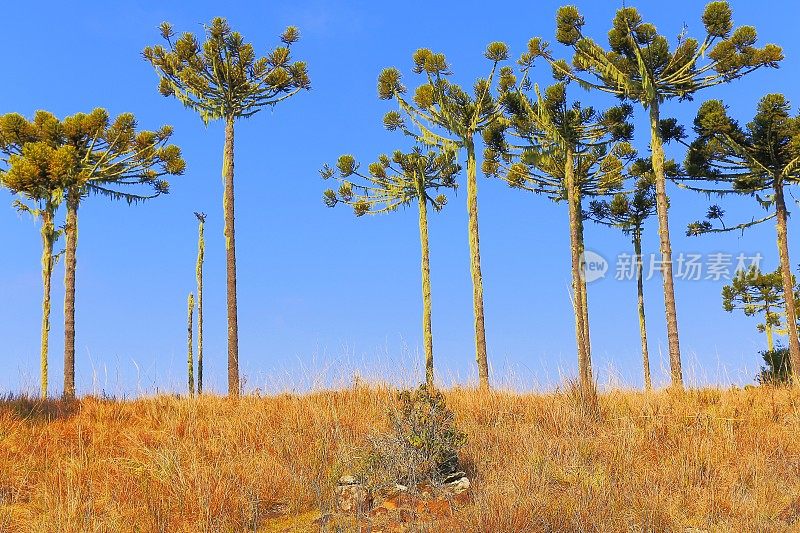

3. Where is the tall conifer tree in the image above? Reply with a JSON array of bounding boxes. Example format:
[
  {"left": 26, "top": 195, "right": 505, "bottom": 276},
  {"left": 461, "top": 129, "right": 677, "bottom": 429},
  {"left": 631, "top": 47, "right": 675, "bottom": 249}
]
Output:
[
  {"left": 527, "top": 1, "right": 783, "bottom": 387},
  {"left": 321, "top": 148, "right": 459, "bottom": 391},
  {"left": 485, "top": 81, "right": 634, "bottom": 400},
  {"left": 145, "top": 18, "right": 310, "bottom": 396},
  {"left": 0, "top": 111, "right": 73, "bottom": 398},
  {"left": 682, "top": 94, "right": 800, "bottom": 379},
  {"left": 378, "top": 44, "right": 510, "bottom": 388}
]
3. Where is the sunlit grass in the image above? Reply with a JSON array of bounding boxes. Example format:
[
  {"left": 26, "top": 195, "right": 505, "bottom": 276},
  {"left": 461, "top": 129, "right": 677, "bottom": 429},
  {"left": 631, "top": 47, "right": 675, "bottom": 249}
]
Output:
[{"left": 1, "top": 385, "right": 799, "bottom": 531}]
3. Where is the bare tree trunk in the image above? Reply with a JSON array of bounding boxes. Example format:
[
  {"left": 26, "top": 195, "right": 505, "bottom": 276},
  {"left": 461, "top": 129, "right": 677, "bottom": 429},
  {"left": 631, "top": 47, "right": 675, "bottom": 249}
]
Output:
[
  {"left": 634, "top": 230, "right": 652, "bottom": 391},
  {"left": 576, "top": 198, "right": 592, "bottom": 374},
  {"left": 774, "top": 181, "right": 800, "bottom": 382},
  {"left": 223, "top": 117, "right": 240, "bottom": 397},
  {"left": 196, "top": 218, "right": 205, "bottom": 394},
  {"left": 649, "top": 100, "right": 683, "bottom": 389},
  {"left": 417, "top": 190, "right": 434, "bottom": 392},
  {"left": 187, "top": 293, "right": 195, "bottom": 396},
  {"left": 63, "top": 188, "right": 79, "bottom": 400},
  {"left": 766, "top": 324, "right": 774, "bottom": 352},
  {"left": 39, "top": 208, "right": 55, "bottom": 399},
  {"left": 565, "top": 151, "right": 592, "bottom": 395},
  {"left": 465, "top": 139, "right": 489, "bottom": 389}
]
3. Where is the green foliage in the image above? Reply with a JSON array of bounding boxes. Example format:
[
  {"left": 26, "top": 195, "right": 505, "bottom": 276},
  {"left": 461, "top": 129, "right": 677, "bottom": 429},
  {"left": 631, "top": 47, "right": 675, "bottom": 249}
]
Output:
[
  {"left": 377, "top": 44, "right": 509, "bottom": 149},
  {"left": 722, "top": 266, "right": 796, "bottom": 336},
  {"left": 757, "top": 347, "right": 792, "bottom": 385},
  {"left": 0, "top": 109, "right": 184, "bottom": 204},
  {"left": 484, "top": 80, "right": 635, "bottom": 202},
  {"left": 67, "top": 109, "right": 184, "bottom": 202},
  {"left": 683, "top": 93, "right": 800, "bottom": 234},
  {"left": 144, "top": 18, "right": 310, "bottom": 123},
  {"left": 689, "top": 94, "right": 800, "bottom": 184},
  {"left": 362, "top": 384, "right": 467, "bottom": 488},
  {"left": 586, "top": 169, "right": 656, "bottom": 239},
  {"left": 0, "top": 111, "right": 75, "bottom": 207},
  {"left": 529, "top": 1, "right": 782, "bottom": 104},
  {"left": 702, "top": 2, "right": 733, "bottom": 38},
  {"left": 321, "top": 147, "right": 458, "bottom": 216}
]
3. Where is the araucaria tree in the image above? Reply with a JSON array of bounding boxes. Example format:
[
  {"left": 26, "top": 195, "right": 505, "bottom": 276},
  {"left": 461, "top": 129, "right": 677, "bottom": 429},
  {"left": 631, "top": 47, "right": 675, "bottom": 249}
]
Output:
[
  {"left": 377, "top": 43, "right": 510, "bottom": 389},
  {"left": 682, "top": 94, "right": 800, "bottom": 378},
  {"left": 194, "top": 212, "right": 206, "bottom": 394},
  {"left": 527, "top": 1, "right": 783, "bottom": 388},
  {"left": 59, "top": 109, "right": 184, "bottom": 399},
  {"left": 484, "top": 81, "right": 634, "bottom": 399},
  {"left": 586, "top": 164, "right": 660, "bottom": 390},
  {"left": 0, "top": 111, "right": 73, "bottom": 398},
  {"left": 721, "top": 266, "right": 797, "bottom": 352},
  {"left": 321, "top": 148, "right": 459, "bottom": 391},
  {"left": 144, "top": 18, "right": 311, "bottom": 397}
]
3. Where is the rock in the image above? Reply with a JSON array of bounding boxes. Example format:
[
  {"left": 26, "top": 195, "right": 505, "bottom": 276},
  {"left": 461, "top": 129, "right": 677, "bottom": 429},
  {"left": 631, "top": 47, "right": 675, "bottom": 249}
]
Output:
[
  {"left": 336, "top": 476, "right": 372, "bottom": 513},
  {"left": 443, "top": 475, "right": 470, "bottom": 495},
  {"left": 375, "top": 483, "right": 407, "bottom": 500},
  {"left": 442, "top": 471, "right": 466, "bottom": 484}
]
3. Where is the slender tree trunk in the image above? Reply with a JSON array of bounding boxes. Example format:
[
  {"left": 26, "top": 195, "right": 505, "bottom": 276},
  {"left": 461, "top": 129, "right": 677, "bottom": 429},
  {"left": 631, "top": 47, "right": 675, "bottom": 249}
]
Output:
[
  {"left": 417, "top": 189, "right": 434, "bottom": 392},
  {"left": 774, "top": 181, "right": 800, "bottom": 382},
  {"left": 196, "top": 219, "right": 204, "bottom": 394},
  {"left": 39, "top": 208, "right": 56, "bottom": 399},
  {"left": 766, "top": 324, "right": 774, "bottom": 352},
  {"left": 565, "top": 151, "right": 591, "bottom": 394},
  {"left": 222, "top": 116, "right": 240, "bottom": 397},
  {"left": 187, "top": 293, "right": 195, "bottom": 396},
  {"left": 576, "top": 197, "right": 592, "bottom": 372},
  {"left": 634, "top": 230, "right": 652, "bottom": 391},
  {"left": 63, "top": 188, "right": 79, "bottom": 399},
  {"left": 465, "top": 138, "right": 489, "bottom": 389},
  {"left": 648, "top": 100, "right": 683, "bottom": 389}
]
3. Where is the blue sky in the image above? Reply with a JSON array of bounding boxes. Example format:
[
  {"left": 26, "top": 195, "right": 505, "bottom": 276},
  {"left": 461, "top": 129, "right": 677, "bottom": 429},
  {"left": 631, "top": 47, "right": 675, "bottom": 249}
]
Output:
[{"left": 1, "top": 1, "right": 798, "bottom": 395}]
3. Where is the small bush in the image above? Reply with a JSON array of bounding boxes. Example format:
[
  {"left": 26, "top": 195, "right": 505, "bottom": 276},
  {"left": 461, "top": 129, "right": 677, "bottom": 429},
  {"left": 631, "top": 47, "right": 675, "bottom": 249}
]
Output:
[
  {"left": 361, "top": 384, "right": 467, "bottom": 490},
  {"left": 757, "top": 346, "right": 792, "bottom": 385}
]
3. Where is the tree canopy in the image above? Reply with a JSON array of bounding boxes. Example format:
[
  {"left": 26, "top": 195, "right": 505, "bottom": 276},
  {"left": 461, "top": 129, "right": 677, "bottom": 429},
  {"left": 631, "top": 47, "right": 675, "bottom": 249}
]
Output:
[
  {"left": 144, "top": 18, "right": 311, "bottom": 122},
  {"left": 321, "top": 148, "right": 458, "bottom": 216}
]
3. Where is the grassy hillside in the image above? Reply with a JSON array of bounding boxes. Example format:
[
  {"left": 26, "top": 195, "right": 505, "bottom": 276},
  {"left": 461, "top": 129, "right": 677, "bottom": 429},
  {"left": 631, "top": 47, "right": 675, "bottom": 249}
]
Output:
[{"left": 2, "top": 386, "right": 800, "bottom": 532}]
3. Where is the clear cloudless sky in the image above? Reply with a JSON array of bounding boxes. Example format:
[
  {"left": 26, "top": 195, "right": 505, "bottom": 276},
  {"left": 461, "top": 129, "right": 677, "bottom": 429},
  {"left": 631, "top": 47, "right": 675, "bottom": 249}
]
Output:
[{"left": 1, "top": 1, "right": 798, "bottom": 396}]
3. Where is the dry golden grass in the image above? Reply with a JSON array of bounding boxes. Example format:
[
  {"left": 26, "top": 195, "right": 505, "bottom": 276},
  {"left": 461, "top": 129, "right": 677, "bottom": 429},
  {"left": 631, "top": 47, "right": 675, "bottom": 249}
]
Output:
[{"left": 2, "top": 385, "right": 800, "bottom": 532}]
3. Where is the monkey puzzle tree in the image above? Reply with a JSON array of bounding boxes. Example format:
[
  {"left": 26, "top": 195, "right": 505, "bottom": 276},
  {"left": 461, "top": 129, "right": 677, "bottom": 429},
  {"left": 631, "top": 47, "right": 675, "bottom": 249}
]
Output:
[
  {"left": 681, "top": 94, "right": 800, "bottom": 378},
  {"left": 484, "top": 81, "right": 635, "bottom": 398},
  {"left": 194, "top": 211, "right": 206, "bottom": 394},
  {"left": 527, "top": 1, "right": 783, "bottom": 388},
  {"left": 144, "top": 18, "right": 311, "bottom": 397},
  {"left": 321, "top": 147, "right": 459, "bottom": 391},
  {"left": 59, "top": 108, "right": 184, "bottom": 399},
  {"left": 585, "top": 164, "right": 660, "bottom": 390},
  {"left": 0, "top": 111, "right": 74, "bottom": 398},
  {"left": 722, "top": 266, "right": 797, "bottom": 352},
  {"left": 377, "top": 44, "right": 511, "bottom": 389}
]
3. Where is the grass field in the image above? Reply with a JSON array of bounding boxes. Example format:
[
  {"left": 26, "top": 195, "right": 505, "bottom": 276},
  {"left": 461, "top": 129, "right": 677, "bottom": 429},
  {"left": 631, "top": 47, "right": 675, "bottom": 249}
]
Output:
[{"left": 2, "top": 385, "right": 800, "bottom": 532}]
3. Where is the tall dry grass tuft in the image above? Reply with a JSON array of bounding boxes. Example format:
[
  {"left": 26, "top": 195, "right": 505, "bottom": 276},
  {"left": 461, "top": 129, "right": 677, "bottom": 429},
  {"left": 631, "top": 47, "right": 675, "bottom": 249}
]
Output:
[{"left": 2, "top": 386, "right": 800, "bottom": 531}]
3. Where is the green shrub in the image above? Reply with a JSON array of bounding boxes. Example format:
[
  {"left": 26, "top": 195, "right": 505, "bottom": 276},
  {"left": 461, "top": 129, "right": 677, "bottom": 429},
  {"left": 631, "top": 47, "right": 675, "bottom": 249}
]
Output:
[
  {"left": 757, "top": 346, "right": 792, "bottom": 385},
  {"left": 362, "top": 384, "right": 467, "bottom": 489}
]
